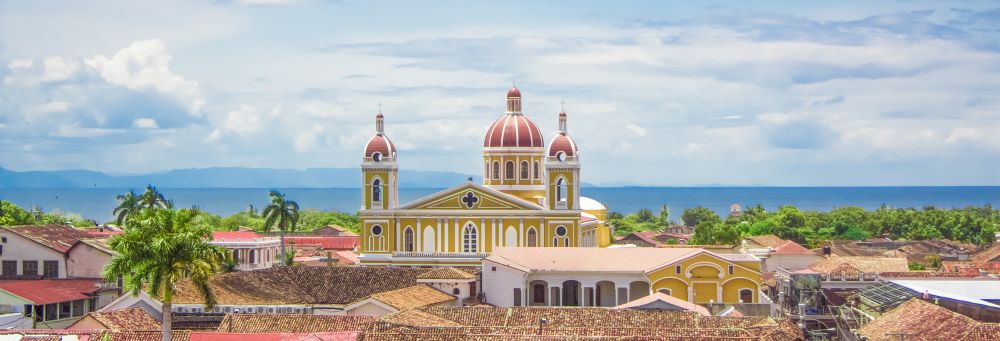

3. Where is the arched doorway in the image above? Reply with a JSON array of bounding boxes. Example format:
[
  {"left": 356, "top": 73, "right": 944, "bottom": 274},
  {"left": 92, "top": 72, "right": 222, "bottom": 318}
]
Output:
[
  {"left": 629, "top": 281, "right": 650, "bottom": 301},
  {"left": 596, "top": 281, "right": 616, "bottom": 307},
  {"left": 562, "top": 280, "right": 581, "bottom": 306},
  {"left": 529, "top": 280, "right": 548, "bottom": 306}
]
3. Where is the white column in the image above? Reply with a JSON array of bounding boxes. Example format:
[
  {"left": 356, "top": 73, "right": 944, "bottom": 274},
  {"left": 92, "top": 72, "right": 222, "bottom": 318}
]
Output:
[{"left": 444, "top": 218, "right": 449, "bottom": 253}]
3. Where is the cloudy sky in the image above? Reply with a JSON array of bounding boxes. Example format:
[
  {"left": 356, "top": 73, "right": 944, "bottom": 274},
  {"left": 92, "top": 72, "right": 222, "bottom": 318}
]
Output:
[{"left": 1, "top": 0, "right": 998, "bottom": 186}]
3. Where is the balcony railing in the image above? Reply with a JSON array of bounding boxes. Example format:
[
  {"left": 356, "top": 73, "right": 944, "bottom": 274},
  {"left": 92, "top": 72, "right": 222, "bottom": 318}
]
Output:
[{"left": 393, "top": 251, "right": 489, "bottom": 259}]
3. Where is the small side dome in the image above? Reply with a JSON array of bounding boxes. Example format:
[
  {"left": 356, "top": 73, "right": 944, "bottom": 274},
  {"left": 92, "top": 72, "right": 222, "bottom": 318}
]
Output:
[
  {"left": 548, "top": 134, "right": 577, "bottom": 158},
  {"left": 364, "top": 112, "right": 395, "bottom": 160},
  {"left": 364, "top": 135, "right": 396, "bottom": 160}
]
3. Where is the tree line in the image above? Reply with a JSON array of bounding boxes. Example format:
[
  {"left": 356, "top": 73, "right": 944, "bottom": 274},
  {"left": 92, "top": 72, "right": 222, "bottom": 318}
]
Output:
[{"left": 609, "top": 204, "right": 1000, "bottom": 247}]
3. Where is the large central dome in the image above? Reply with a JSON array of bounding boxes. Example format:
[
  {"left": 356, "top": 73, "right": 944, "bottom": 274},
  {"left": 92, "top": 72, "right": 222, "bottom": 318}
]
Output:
[{"left": 483, "top": 86, "right": 544, "bottom": 148}]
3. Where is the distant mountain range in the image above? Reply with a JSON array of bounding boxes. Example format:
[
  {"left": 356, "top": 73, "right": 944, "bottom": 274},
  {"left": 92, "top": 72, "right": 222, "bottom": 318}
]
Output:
[{"left": 0, "top": 167, "right": 487, "bottom": 188}]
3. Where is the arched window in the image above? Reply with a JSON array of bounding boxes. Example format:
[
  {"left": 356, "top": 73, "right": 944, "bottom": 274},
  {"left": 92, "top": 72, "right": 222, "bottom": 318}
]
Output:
[
  {"left": 462, "top": 223, "right": 478, "bottom": 253},
  {"left": 505, "top": 161, "right": 515, "bottom": 180},
  {"left": 533, "top": 283, "right": 546, "bottom": 304},
  {"left": 403, "top": 227, "right": 414, "bottom": 252},
  {"left": 555, "top": 177, "right": 568, "bottom": 202},
  {"left": 526, "top": 228, "right": 537, "bottom": 247},
  {"left": 657, "top": 288, "right": 671, "bottom": 295},
  {"left": 371, "top": 178, "right": 382, "bottom": 205},
  {"left": 492, "top": 161, "right": 500, "bottom": 180},
  {"left": 520, "top": 161, "right": 529, "bottom": 179},
  {"left": 533, "top": 161, "right": 540, "bottom": 179},
  {"left": 249, "top": 249, "right": 256, "bottom": 264},
  {"left": 740, "top": 289, "right": 754, "bottom": 303},
  {"left": 453, "top": 288, "right": 460, "bottom": 295}
]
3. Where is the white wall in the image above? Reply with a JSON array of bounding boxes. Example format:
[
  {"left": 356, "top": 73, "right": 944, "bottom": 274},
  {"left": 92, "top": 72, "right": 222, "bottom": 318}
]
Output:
[
  {"left": 764, "top": 254, "right": 823, "bottom": 272},
  {"left": 421, "top": 280, "right": 473, "bottom": 303},
  {"left": 0, "top": 231, "right": 65, "bottom": 277},
  {"left": 481, "top": 260, "right": 527, "bottom": 307}
]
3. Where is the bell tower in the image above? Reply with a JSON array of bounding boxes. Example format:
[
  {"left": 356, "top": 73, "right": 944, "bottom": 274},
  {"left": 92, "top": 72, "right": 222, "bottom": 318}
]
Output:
[
  {"left": 361, "top": 112, "right": 398, "bottom": 210},
  {"left": 545, "top": 110, "right": 580, "bottom": 210}
]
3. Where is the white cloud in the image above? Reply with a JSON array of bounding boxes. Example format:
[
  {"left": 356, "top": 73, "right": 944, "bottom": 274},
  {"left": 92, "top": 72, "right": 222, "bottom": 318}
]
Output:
[
  {"left": 223, "top": 105, "right": 260, "bottom": 134},
  {"left": 7, "top": 59, "right": 32, "bottom": 69},
  {"left": 132, "top": 118, "right": 160, "bottom": 129},
  {"left": 41, "top": 57, "right": 79, "bottom": 82},
  {"left": 30, "top": 101, "right": 70, "bottom": 114},
  {"left": 206, "top": 129, "right": 223, "bottom": 143},
  {"left": 85, "top": 39, "right": 202, "bottom": 115},
  {"left": 626, "top": 124, "right": 647, "bottom": 136},
  {"left": 294, "top": 125, "right": 325, "bottom": 153}
]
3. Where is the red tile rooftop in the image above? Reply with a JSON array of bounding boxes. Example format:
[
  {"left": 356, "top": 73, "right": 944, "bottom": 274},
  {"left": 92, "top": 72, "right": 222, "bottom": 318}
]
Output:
[
  {"left": 284, "top": 236, "right": 359, "bottom": 250},
  {"left": 4, "top": 224, "right": 95, "bottom": 253},
  {"left": 212, "top": 231, "right": 265, "bottom": 240},
  {"left": 0, "top": 279, "right": 100, "bottom": 304}
]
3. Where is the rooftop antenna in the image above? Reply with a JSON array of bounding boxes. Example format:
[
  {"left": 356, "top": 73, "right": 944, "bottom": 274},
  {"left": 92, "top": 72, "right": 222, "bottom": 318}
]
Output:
[
  {"left": 377, "top": 101, "right": 382, "bottom": 113},
  {"left": 560, "top": 98, "right": 565, "bottom": 112}
]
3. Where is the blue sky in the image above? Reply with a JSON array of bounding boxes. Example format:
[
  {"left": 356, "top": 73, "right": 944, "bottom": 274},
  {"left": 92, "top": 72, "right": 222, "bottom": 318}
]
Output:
[{"left": 1, "top": 0, "right": 998, "bottom": 186}]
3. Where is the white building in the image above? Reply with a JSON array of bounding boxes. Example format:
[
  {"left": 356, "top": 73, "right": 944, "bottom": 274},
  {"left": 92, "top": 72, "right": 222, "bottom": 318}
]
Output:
[
  {"left": 210, "top": 231, "right": 281, "bottom": 270},
  {"left": 482, "top": 247, "right": 765, "bottom": 308}
]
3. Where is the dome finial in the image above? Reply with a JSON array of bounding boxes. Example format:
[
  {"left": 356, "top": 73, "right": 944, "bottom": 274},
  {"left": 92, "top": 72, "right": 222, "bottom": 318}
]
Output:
[
  {"left": 375, "top": 102, "right": 384, "bottom": 135},
  {"left": 558, "top": 103, "right": 567, "bottom": 134}
]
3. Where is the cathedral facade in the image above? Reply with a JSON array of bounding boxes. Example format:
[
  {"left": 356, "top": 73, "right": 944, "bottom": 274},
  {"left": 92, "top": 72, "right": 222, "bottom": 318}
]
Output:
[{"left": 358, "top": 86, "right": 612, "bottom": 266}]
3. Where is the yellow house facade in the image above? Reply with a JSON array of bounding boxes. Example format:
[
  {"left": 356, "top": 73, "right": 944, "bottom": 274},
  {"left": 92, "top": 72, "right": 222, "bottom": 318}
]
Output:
[{"left": 359, "top": 87, "right": 613, "bottom": 266}]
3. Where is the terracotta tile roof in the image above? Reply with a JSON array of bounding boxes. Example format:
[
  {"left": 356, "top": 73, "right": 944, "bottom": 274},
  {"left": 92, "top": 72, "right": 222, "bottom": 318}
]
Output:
[
  {"left": 109, "top": 330, "right": 192, "bottom": 341},
  {"left": 216, "top": 314, "right": 376, "bottom": 333},
  {"left": 614, "top": 292, "right": 711, "bottom": 315},
  {"left": 881, "top": 271, "right": 979, "bottom": 278},
  {"left": 368, "top": 306, "right": 804, "bottom": 340},
  {"left": 84, "top": 307, "right": 161, "bottom": 330},
  {"left": 746, "top": 235, "right": 786, "bottom": 248},
  {"left": 972, "top": 243, "right": 1000, "bottom": 262},
  {"left": 0, "top": 330, "right": 105, "bottom": 340},
  {"left": 4, "top": 225, "right": 94, "bottom": 253},
  {"left": 0, "top": 279, "right": 100, "bottom": 304},
  {"left": 285, "top": 236, "right": 360, "bottom": 250},
  {"left": 368, "top": 284, "right": 456, "bottom": 310},
  {"left": 333, "top": 251, "right": 360, "bottom": 265},
  {"left": 809, "top": 256, "right": 909, "bottom": 275},
  {"left": 173, "top": 266, "right": 428, "bottom": 306},
  {"left": 189, "top": 332, "right": 359, "bottom": 341},
  {"left": 417, "top": 267, "right": 475, "bottom": 280},
  {"left": 940, "top": 261, "right": 1000, "bottom": 276},
  {"left": 858, "top": 298, "right": 1000, "bottom": 340}
]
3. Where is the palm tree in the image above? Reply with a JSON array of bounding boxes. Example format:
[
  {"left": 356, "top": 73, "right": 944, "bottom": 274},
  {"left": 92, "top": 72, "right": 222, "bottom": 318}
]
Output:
[
  {"left": 103, "top": 209, "right": 224, "bottom": 341},
  {"left": 113, "top": 190, "right": 141, "bottom": 226},
  {"left": 262, "top": 190, "right": 299, "bottom": 266},
  {"left": 139, "top": 185, "right": 169, "bottom": 210}
]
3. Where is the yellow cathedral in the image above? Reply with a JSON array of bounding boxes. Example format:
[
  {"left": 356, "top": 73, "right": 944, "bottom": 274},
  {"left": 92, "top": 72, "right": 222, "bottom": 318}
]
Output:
[{"left": 358, "top": 86, "right": 614, "bottom": 266}]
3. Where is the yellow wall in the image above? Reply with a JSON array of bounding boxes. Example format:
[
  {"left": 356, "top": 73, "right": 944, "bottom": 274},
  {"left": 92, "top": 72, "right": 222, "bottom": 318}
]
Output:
[
  {"left": 645, "top": 252, "right": 763, "bottom": 304},
  {"left": 362, "top": 170, "right": 391, "bottom": 210},
  {"left": 546, "top": 169, "right": 576, "bottom": 210}
]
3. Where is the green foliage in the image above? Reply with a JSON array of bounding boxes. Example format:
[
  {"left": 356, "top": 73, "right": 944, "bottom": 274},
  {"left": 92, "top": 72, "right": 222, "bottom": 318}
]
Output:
[
  {"left": 284, "top": 248, "right": 297, "bottom": 266},
  {"left": 924, "top": 255, "right": 942, "bottom": 268},
  {"left": 296, "top": 209, "right": 361, "bottom": 234},
  {"left": 689, "top": 221, "right": 741, "bottom": 245},
  {"left": 102, "top": 208, "right": 225, "bottom": 341},
  {"left": 682, "top": 206, "right": 720, "bottom": 227},
  {"left": 0, "top": 201, "right": 33, "bottom": 225},
  {"left": 635, "top": 208, "right": 654, "bottom": 223},
  {"left": 262, "top": 190, "right": 300, "bottom": 268},
  {"left": 909, "top": 262, "right": 926, "bottom": 271}
]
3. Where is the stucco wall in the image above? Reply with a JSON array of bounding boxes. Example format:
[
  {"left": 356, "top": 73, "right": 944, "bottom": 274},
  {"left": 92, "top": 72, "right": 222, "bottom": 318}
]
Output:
[
  {"left": 481, "top": 260, "right": 527, "bottom": 307},
  {"left": 346, "top": 302, "right": 392, "bottom": 316},
  {"left": 66, "top": 244, "right": 112, "bottom": 278},
  {"left": 0, "top": 231, "right": 65, "bottom": 277}
]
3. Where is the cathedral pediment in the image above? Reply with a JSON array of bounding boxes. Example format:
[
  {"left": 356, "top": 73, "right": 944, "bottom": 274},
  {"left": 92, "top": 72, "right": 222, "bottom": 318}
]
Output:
[{"left": 397, "top": 182, "right": 543, "bottom": 211}]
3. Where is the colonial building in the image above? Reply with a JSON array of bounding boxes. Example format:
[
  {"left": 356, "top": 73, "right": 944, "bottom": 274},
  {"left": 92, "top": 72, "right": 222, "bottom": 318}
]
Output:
[
  {"left": 482, "top": 247, "right": 764, "bottom": 307},
  {"left": 359, "top": 87, "right": 613, "bottom": 266},
  {"left": 209, "top": 231, "right": 281, "bottom": 271}
]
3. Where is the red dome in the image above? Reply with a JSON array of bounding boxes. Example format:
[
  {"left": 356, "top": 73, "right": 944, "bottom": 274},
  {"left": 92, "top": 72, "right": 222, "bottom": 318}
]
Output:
[
  {"left": 364, "top": 134, "right": 396, "bottom": 159},
  {"left": 507, "top": 86, "right": 521, "bottom": 98},
  {"left": 484, "top": 114, "right": 543, "bottom": 148},
  {"left": 548, "top": 133, "right": 578, "bottom": 157}
]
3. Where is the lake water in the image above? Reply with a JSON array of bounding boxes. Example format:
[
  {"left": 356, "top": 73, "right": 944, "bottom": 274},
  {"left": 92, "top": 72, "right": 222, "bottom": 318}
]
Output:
[{"left": 1, "top": 187, "right": 998, "bottom": 223}]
